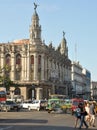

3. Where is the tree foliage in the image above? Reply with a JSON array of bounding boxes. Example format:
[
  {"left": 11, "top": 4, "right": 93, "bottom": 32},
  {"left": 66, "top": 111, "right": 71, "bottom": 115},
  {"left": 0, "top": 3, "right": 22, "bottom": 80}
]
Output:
[{"left": 0, "top": 65, "right": 13, "bottom": 91}]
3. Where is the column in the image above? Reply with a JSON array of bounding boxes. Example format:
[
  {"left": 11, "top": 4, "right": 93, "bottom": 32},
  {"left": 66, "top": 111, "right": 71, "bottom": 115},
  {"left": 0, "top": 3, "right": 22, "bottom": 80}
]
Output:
[
  {"left": 26, "top": 44, "right": 30, "bottom": 81},
  {"left": 21, "top": 54, "right": 25, "bottom": 81},
  {"left": 41, "top": 54, "right": 44, "bottom": 81},
  {"left": 1, "top": 46, "right": 5, "bottom": 76},
  {"left": 1, "top": 46, "right": 4, "bottom": 66},
  {"left": 34, "top": 53, "right": 38, "bottom": 80},
  {"left": 35, "top": 88, "right": 43, "bottom": 100},
  {"left": 11, "top": 53, "right": 15, "bottom": 80},
  {"left": 44, "top": 57, "right": 47, "bottom": 80},
  {"left": 52, "top": 83, "right": 55, "bottom": 94}
]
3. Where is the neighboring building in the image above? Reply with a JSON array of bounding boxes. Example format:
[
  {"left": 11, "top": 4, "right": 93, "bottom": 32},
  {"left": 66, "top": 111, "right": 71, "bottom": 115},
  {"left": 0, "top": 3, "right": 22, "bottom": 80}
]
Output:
[
  {"left": 71, "top": 61, "right": 91, "bottom": 99},
  {"left": 91, "top": 81, "right": 97, "bottom": 100},
  {"left": 82, "top": 68, "right": 91, "bottom": 100},
  {"left": 71, "top": 61, "right": 83, "bottom": 97},
  {"left": 0, "top": 4, "right": 71, "bottom": 100}
]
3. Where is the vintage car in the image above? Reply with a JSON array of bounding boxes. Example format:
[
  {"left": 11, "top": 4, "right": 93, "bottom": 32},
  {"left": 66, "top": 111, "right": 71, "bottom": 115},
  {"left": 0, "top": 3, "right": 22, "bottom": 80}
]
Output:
[
  {"left": 71, "top": 98, "right": 84, "bottom": 115},
  {"left": 61, "top": 99, "right": 72, "bottom": 113},
  {"left": 46, "top": 98, "right": 64, "bottom": 113},
  {"left": 21, "top": 100, "right": 47, "bottom": 111},
  {"left": 0, "top": 100, "right": 20, "bottom": 112}
]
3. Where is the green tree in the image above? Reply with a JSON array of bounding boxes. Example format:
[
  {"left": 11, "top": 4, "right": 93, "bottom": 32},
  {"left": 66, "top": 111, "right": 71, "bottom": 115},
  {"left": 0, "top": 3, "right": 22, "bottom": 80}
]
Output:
[{"left": 0, "top": 65, "right": 13, "bottom": 91}]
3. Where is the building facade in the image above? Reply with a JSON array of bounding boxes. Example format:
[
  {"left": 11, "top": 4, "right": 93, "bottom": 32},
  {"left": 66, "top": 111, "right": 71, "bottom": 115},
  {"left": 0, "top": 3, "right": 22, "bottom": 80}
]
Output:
[
  {"left": 82, "top": 68, "right": 91, "bottom": 100},
  {"left": 71, "top": 61, "right": 91, "bottom": 99},
  {"left": 0, "top": 5, "right": 71, "bottom": 100},
  {"left": 91, "top": 81, "right": 97, "bottom": 100}
]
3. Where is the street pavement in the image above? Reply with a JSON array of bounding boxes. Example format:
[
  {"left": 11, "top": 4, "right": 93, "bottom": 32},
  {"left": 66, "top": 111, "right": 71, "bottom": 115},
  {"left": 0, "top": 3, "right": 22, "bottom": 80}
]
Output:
[{"left": 0, "top": 111, "right": 97, "bottom": 130}]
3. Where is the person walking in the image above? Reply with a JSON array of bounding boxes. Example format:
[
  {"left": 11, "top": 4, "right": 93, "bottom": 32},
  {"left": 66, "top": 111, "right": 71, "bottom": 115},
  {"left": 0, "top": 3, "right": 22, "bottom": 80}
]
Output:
[
  {"left": 85, "top": 102, "right": 91, "bottom": 125},
  {"left": 89, "top": 101, "right": 96, "bottom": 127},
  {"left": 74, "top": 103, "right": 81, "bottom": 128},
  {"left": 78, "top": 103, "right": 88, "bottom": 129}
]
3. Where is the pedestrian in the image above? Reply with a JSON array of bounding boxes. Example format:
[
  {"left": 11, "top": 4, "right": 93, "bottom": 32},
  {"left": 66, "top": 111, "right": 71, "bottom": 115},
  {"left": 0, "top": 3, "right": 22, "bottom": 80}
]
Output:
[
  {"left": 74, "top": 103, "right": 81, "bottom": 128},
  {"left": 78, "top": 102, "right": 88, "bottom": 129},
  {"left": 85, "top": 102, "right": 91, "bottom": 125},
  {"left": 89, "top": 101, "right": 96, "bottom": 127}
]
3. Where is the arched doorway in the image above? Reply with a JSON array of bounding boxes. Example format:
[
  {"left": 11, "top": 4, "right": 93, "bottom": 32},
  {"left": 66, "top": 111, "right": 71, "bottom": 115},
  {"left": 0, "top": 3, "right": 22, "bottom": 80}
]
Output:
[
  {"left": 14, "top": 87, "right": 21, "bottom": 95},
  {"left": 28, "top": 88, "right": 36, "bottom": 100}
]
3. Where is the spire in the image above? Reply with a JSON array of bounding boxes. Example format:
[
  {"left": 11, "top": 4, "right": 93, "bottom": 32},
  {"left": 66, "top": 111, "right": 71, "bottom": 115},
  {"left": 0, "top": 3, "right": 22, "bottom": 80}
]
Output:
[
  {"left": 60, "top": 31, "right": 68, "bottom": 57},
  {"left": 29, "top": 2, "right": 42, "bottom": 44}
]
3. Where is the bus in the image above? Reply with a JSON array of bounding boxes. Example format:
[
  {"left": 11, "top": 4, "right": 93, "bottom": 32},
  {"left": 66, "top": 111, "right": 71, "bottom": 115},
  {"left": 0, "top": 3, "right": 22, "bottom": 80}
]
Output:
[{"left": 0, "top": 91, "right": 6, "bottom": 102}]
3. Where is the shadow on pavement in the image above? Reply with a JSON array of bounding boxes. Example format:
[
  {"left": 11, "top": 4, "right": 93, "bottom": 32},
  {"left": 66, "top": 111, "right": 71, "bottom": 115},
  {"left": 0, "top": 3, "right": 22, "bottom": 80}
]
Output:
[
  {"left": 0, "top": 119, "right": 48, "bottom": 123},
  {"left": 0, "top": 125, "right": 96, "bottom": 130}
]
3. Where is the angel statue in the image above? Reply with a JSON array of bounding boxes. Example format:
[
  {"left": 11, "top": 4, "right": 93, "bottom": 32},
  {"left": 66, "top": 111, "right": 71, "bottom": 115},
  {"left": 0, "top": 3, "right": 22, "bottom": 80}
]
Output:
[{"left": 33, "top": 2, "right": 39, "bottom": 11}]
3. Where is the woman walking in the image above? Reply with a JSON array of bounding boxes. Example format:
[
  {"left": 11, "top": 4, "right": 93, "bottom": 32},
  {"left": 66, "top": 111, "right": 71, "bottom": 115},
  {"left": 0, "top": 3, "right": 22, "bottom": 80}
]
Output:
[
  {"left": 74, "top": 104, "right": 81, "bottom": 128},
  {"left": 78, "top": 103, "right": 88, "bottom": 129}
]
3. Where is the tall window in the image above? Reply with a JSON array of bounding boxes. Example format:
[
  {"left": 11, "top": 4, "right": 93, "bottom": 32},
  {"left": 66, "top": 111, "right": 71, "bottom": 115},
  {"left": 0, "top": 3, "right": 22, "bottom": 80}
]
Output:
[
  {"left": 5, "top": 54, "right": 11, "bottom": 65},
  {"left": 31, "top": 55, "right": 34, "bottom": 64},
  {"left": 16, "top": 54, "right": 21, "bottom": 65},
  {"left": 38, "top": 55, "right": 41, "bottom": 64},
  {"left": 30, "top": 55, "right": 34, "bottom": 80},
  {"left": 16, "top": 54, "right": 21, "bottom": 80},
  {"left": 38, "top": 55, "right": 41, "bottom": 80}
]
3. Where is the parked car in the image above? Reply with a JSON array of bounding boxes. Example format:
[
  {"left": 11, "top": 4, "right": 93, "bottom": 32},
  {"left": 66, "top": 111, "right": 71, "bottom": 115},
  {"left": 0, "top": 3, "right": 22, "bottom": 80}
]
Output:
[
  {"left": 61, "top": 99, "right": 72, "bottom": 113},
  {"left": 21, "top": 100, "right": 47, "bottom": 111},
  {"left": 0, "top": 100, "right": 20, "bottom": 112},
  {"left": 46, "top": 98, "right": 64, "bottom": 113},
  {"left": 21, "top": 100, "right": 33, "bottom": 109}
]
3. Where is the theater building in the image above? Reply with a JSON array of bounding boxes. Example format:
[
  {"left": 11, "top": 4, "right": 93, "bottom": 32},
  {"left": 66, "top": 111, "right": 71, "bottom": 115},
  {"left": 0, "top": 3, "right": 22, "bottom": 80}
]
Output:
[{"left": 0, "top": 5, "right": 71, "bottom": 100}]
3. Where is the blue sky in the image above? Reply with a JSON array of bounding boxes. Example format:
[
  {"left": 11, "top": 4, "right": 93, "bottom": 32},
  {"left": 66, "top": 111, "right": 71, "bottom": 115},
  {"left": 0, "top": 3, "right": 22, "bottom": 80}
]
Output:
[{"left": 0, "top": 0, "right": 97, "bottom": 81}]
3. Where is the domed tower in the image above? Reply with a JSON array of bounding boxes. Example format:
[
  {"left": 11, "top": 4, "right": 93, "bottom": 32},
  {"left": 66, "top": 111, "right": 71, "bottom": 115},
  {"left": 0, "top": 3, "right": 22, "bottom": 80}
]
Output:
[
  {"left": 29, "top": 3, "right": 42, "bottom": 44},
  {"left": 60, "top": 31, "right": 68, "bottom": 58}
]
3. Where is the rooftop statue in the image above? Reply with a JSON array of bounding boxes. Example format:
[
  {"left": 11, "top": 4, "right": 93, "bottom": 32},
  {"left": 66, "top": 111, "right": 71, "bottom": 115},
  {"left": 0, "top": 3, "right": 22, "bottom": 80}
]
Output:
[
  {"left": 34, "top": 2, "right": 39, "bottom": 11},
  {"left": 63, "top": 31, "right": 65, "bottom": 38}
]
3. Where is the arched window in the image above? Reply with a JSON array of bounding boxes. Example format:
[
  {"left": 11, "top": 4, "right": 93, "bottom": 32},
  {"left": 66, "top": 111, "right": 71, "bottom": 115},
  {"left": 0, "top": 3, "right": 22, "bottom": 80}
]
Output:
[
  {"left": 5, "top": 54, "right": 11, "bottom": 65},
  {"left": 16, "top": 54, "right": 21, "bottom": 65},
  {"left": 15, "top": 54, "right": 21, "bottom": 80},
  {"left": 14, "top": 88, "right": 21, "bottom": 95}
]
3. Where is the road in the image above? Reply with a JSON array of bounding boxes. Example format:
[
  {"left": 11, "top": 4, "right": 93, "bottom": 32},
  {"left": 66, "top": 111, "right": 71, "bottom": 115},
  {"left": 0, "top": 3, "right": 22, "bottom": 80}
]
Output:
[{"left": 0, "top": 111, "right": 97, "bottom": 130}]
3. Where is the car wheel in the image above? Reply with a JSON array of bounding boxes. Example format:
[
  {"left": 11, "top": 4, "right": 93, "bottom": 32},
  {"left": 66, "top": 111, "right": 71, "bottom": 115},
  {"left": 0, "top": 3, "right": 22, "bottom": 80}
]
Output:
[
  {"left": 5, "top": 107, "right": 9, "bottom": 112},
  {"left": 37, "top": 107, "right": 40, "bottom": 111},
  {"left": 28, "top": 106, "right": 31, "bottom": 111}
]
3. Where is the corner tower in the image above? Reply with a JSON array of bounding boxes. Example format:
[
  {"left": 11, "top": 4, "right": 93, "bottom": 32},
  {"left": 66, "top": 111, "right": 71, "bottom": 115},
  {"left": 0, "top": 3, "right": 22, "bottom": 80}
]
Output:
[
  {"left": 29, "top": 3, "right": 42, "bottom": 44},
  {"left": 60, "top": 31, "right": 68, "bottom": 58}
]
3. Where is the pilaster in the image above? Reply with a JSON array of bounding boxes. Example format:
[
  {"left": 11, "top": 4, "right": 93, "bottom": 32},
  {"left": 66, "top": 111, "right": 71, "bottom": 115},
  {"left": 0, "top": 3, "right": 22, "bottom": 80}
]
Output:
[
  {"left": 21, "top": 54, "right": 25, "bottom": 81},
  {"left": 35, "top": 88, "right": 43, "bottom": 100},
  {"left": 41, "top": 54, "right": 44, "bottom": 81},
  {"left": 11, "top": 53, "right": 15, "bottom": 81},
  {"left": 34, "top": 53, "right": 38, "bottom": 80}
]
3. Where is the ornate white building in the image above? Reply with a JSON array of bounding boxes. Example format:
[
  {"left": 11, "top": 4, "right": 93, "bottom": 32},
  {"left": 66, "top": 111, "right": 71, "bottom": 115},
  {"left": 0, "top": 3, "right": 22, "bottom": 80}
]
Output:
[
  {"left": 0, "top": 5, "right": 71, "bottom": 100},
  {"left": 71, "top": 61, "right": 91, "bottom": 99}
]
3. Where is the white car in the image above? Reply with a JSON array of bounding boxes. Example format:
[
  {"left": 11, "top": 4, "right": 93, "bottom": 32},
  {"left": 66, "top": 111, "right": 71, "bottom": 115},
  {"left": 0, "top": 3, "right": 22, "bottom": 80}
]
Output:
[
  {"left": 22, "top": 100, "right": 47, "bottom": 111},
  {"left": 21, "top": 100, "right": 32, "bottom": 109}
]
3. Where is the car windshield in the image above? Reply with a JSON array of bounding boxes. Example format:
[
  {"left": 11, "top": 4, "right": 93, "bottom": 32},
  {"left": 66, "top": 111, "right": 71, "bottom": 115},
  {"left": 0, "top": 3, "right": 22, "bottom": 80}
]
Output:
[
  {"left": 6, "top": 101, "right": 15, "bottom": 105},
  {"left": 73, "top": 101, "right": 83, "bottom": 106},
  {"left": 41, "top": 101, "right": 47, "bottom": 103}
]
